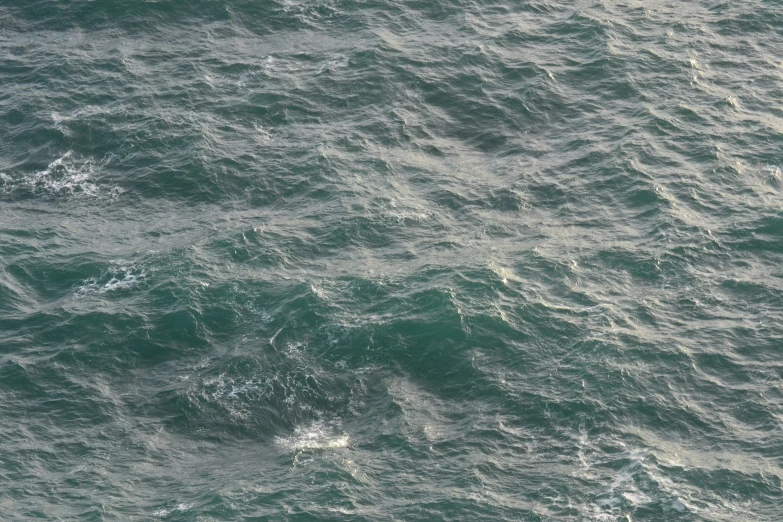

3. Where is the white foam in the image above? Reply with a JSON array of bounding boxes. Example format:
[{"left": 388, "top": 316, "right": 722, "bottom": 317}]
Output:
[
  {"left": 2, "top": 152, "right": 99, "bottom": 197},
  {"left": 281, "top": 0, "right": 336, "bottom": 24},
  {"left": 489, "top": 263, "right": 523, "bottom": 284},
  {"left": 384, "top": 205, "right": 434, "bottom": 226},
  {"left": 573, "top": 429, "right": 664, "bottom": 519},
  {"left": 310, "top": 281, "right": 330, "bottom": 300},
  {"left": 152, "top": 503, "right": 191, "bottom": 518},
  {"left": 1, "top": 152, "right": 124, "bottom": 200},
  {"left": 253, "top": 123, "right": 271, "bottom": 143},
  {"left": 275, "top": 421, "right": 349, "bottom": 451},
  {"left": 74, "top": 264, "right": 145, "bottom": 296},
  {"left": 34, "top": 152, "right": 95, "bottom": 194},
  {"left": 726, "top": 95, "right": 739, "bottom": 108},
  {"left": 51, "top": 112, "right": 71, "bottom": 136}
]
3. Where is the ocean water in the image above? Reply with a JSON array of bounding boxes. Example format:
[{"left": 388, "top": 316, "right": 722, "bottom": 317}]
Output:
[{"left": 1, "top": 0, "right": 782, "bottom": 520}]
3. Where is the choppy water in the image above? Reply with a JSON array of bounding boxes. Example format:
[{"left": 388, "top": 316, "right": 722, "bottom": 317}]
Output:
[{"left": 1, "top": 1, "right": 782, "bottom": 520}]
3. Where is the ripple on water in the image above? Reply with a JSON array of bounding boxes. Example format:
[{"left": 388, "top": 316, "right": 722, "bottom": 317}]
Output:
[{"left": 2, "top": 0, "right": 783, "bottom": 520}]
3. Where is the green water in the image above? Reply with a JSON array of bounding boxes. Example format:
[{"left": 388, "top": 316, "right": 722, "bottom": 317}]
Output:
[{"left": 1, "top": 1, "right": 782, "bottom": 520}]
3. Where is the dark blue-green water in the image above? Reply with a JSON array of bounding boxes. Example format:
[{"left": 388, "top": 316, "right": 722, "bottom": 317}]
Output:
[{"left": 1, "top": 1, "right": 782, "bottom": 520}]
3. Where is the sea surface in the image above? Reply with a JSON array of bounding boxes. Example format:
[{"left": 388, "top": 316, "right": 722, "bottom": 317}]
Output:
[{"left": 1, "top": 1, "right": 782, "bottom": 520}]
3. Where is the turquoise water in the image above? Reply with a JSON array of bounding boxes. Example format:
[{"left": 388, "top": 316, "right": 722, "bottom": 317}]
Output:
[{"left": 1, "top": 1, "right": 782, "bottom": 520}]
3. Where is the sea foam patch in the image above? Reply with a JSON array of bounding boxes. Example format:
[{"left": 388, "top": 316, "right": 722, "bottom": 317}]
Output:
[
  {"left": 152, "top": 503, "right": 192, "bottom": 519},
  {"left": 0, "top": 152, "right": 123, "bottom": 199},
  {"left": 74, "top": 263, "right": 146, "bottom": 297},
  {"left": 275, "top": 421, "right": 349, "bottom": 452}
]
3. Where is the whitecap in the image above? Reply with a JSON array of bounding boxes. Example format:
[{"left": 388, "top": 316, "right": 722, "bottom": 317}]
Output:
[
  {"left": 74, "top": 264, "right": 145, "bottom": 297},
  {"left": 2, "top": 152, "right": 102, "bottom": 198},
  {"left": 489, "top": 263, "right": 522, "bottom": 285},
  {"left": 726, "top": 95, "right": 739, "bottom": 108},
  {"left": 153, "top": 503, "right": 192, "bottom": 518},
  {"left": 275, "top": 421, "right": 349, "bottom": 451},
  {"left": 253, "top": 123, "right": 271, "bottom": 143}
]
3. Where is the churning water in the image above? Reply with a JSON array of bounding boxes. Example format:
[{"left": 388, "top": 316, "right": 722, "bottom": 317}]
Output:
[{"left": 1, "top": 1, "right": 782, "bottom": 520}]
